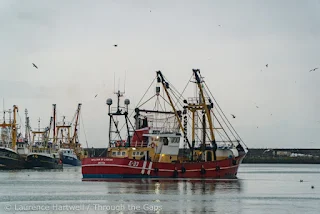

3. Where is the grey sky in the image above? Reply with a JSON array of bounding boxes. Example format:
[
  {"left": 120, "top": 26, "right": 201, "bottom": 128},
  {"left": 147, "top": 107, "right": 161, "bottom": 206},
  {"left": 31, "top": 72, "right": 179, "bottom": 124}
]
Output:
[{"left": 0, "top": 0, "right": 319, "bottom": 148}]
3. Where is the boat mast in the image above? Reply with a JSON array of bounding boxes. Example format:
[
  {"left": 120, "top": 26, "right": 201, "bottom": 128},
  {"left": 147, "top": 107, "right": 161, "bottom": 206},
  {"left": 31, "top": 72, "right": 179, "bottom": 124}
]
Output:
[
  {"left": 71, "top": 103, "right": 82, "bottom": 145},
  {"left": 46, "top": 117, "right": 53, "bottom": 143},
  {"left": 192, "top": 69, "right": 217, "bottom": 160},
  {"left": 25, "top": 109, "right": 28, "bottom": 140},
  {"left": 2, "top": 98, "right": 5, "bottom": 124},
  {"left": 8, "top": 109, "right": 12, "bottom": 124},
  {"left": 106, "top": 89, "right": 131, "bottom": 147},
  {"left": 38, "top": 118, "right": 40, "bottom": 143},
  {"left": 11, "top": 105, "right": 18, "bottom": 151},
  {"left": 53, "top": 104, "right": 56, "bottom": 143}
]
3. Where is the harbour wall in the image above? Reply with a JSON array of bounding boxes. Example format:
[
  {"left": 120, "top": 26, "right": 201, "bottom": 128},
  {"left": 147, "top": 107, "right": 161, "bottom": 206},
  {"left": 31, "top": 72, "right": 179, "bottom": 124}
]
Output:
[{"left": 83, "top": 148, "right": 320, "bottom": 164}]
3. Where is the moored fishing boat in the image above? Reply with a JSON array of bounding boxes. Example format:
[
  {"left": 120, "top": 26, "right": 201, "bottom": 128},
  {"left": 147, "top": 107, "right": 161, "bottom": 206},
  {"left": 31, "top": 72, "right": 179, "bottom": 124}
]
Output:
[
  {"left": 82, "top": 69, "right": 248, "bottom": 180},
  {"left": 54, "top": 104, "right": 85, "bottom": 166},
  {"left": 0, "top": 105, "right": 25, "bottom": 169},
  {"left": 25, "top": 115, "right": 62, "bottom": 169}
]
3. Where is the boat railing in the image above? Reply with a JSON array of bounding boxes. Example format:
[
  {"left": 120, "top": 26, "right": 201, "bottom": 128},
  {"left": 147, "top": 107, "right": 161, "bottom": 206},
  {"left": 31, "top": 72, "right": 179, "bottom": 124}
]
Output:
[
  {"left": 109, "top": 141, "right": 148, "bottom": 147},
  {"left": 30, "top": 147, "right": 60, "bottom": 154},
  {"left": 187, "top": 97, "right": 211, "bottom": 104},
  {"left": 32, "top": 128, "right": 47, "bottom": 132},
  {"left": 150, "top": 126, "right": 180, "bottom": 134},
  {"left": 195, "top": 141, "right": 233, "bottom": 150},
  {"left": 111, "top": 106, "right": 127, "bottom": 113},
  {"left": 131, "top": 141, "right": 148, "bottom": 147},
  {"left": 0, "top": 119, "right": 14, "bottom": 125},
  {"left": 216, "top": 141, "right": 234, "bottom": 149},
  {"left": 56, "top": 121, "right": 72, "bottom": 127}
]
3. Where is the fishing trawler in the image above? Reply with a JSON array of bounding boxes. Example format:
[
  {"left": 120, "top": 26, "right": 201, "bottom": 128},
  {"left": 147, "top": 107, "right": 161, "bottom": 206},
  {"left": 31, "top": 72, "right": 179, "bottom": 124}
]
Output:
[
  {"left": 55, "top": 104, "right": 85, "bottom": 166},
  {"left": 82, "top": 69, "right": 248, "bottom": 180},
  {"left": 0, "top": 105, "right": 26, "bottom": 169},
  {"left": 26, "top": 111, "right": 62, "bottom": 169}
]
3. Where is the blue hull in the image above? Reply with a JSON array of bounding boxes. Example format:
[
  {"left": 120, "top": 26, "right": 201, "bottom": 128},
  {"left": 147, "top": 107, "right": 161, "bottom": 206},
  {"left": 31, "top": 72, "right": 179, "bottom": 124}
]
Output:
[{"left": 62, "top": 155, "right": 81, "bottom": 166}]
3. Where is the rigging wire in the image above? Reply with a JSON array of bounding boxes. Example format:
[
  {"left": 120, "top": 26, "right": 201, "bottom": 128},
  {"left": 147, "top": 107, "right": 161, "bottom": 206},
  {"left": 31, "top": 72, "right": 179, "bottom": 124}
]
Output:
[
  {"left": 80, "top": 111, "right": 89, "bottom": 149},
  {"left": 203, "top": 81, "right": 248, "bottom": 149},
  {"left": 164, "top": 72, "right": 238, "bottom": 148},
  {"left": 211, "top": 109, "right": 233, "bottom": 142},
  {"left": 172, "top": 74, "right": 193, "bottom": 107}
]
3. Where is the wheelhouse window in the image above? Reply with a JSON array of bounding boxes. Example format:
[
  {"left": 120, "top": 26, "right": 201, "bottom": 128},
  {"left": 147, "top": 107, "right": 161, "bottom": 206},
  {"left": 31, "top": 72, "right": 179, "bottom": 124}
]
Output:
[
  {"left": 163, "top": 137, "right": 169, "bottom": 145},
  {"left": 173, "top": 137, "right": 180, "bottom": 143}
]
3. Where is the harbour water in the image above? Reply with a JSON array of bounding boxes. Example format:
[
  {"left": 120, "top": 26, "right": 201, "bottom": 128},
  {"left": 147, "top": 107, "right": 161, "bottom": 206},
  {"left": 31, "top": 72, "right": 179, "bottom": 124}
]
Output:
[{"left": 0, "top": 164, "right": 319, "bottom": 214}]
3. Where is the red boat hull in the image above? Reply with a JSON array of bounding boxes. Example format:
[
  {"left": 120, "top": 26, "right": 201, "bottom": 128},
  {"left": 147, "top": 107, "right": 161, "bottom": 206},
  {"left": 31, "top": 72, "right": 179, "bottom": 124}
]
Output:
[{"left": 82, "top": 155, "right": 245, "bottom": 181}]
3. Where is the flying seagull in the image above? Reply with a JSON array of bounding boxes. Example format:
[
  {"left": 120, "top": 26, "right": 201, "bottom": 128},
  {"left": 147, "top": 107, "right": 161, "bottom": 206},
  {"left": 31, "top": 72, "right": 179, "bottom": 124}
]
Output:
[
  {"left": 309, "top": 68, "right": 318, "bottom": 72},
  {"left": 231, "top": 114, "right": 236, "bottom": 119},
  {"left": 32, "top": 63, "right": 38, "bottom": 69},
  {"left": 114, "top": 44, "right": 118, "bottom": 47},
  {"left": 94, "top": 94, "right": 98, "bottom": 98},
  {"left": 266, "top": 64, "right": 268, "bottom": 68},
  {"left": 256, "top": 106, "right": 259, "bottom": 108}
]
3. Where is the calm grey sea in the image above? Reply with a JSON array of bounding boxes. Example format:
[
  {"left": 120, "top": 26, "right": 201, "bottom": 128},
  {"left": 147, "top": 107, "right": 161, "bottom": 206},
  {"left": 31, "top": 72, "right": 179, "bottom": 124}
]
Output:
[{"left": 0, "top": 164, "right": 319, "bottom": 214}]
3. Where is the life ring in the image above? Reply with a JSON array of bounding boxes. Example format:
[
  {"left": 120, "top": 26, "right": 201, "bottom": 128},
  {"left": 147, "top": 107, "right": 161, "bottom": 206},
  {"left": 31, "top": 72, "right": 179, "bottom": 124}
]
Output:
[
  {"left": 181, "top": 166, "right": 186, "bottom": 173},
  {"left": 116, "top": 142, "right": 121, "bottom": 147},
  {"left": 150, "top": 142, "right": 156, "bottom": 148}
]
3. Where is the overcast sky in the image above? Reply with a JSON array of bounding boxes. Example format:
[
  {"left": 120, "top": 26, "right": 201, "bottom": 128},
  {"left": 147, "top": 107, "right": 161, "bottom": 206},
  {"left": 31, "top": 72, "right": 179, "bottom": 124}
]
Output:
[{"left": 0, "top": 0, "right": 319, "bottom": 148}]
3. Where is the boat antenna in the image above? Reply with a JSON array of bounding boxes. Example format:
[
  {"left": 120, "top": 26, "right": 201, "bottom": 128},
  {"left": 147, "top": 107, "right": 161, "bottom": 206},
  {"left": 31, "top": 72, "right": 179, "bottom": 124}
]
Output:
[
  {"left": 25, "top": 109, "right": 28, "bottom": 140},
  {"left": 118, "top": 77, "right": 120, "bottom": 94},
  {"left": 124, "top": 71, "right": 126, "bottom": 94},
  {"left": 53, "top": 104, "right": 56, "bottom": 143},
  {"left": 8, "top": 109, "right": 12, "bottom": 124},
  {"left": 38, "top": 117, "right": 40, "bottom": 143},
  {"left": 113, "top": 72, "right": 116, "bottom": 93},
  {"left": 3, "top": 98, "right": 5, "bottom": 122}
]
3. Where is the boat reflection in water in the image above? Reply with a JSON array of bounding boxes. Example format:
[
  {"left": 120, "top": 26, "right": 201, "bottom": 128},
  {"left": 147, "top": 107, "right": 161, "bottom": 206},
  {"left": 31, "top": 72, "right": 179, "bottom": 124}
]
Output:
[{"left": 82, "top": 179, "right": 242, "bottom": 213}]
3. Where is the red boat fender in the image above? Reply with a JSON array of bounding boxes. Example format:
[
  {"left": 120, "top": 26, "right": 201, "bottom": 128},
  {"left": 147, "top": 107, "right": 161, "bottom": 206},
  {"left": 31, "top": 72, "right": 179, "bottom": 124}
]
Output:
[{"left": 59, "top": 159, "right": 62, "bottom": 164}]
